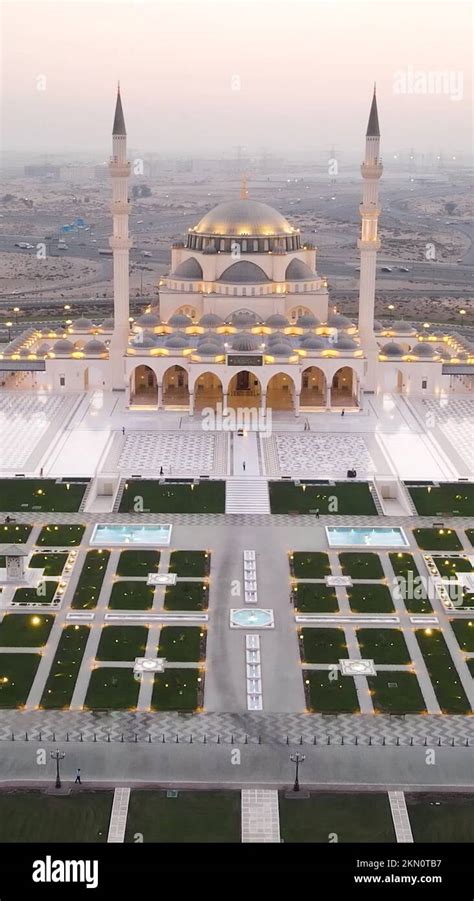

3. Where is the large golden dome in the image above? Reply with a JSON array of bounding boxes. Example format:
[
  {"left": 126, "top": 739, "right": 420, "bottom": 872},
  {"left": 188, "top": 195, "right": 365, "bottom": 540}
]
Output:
[{"left": 193, "top": 199, "right": 294, "bottom": 238}]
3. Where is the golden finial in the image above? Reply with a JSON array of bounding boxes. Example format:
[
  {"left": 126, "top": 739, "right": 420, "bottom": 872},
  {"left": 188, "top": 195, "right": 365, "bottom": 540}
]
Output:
[{"left": 240, "top": 173, "right": 248, "bottom": 200}]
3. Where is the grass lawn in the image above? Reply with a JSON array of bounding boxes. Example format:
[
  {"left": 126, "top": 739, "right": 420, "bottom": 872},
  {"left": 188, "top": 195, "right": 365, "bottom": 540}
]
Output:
[
  {"left": 0, "top": 479, "right": 88, "bottom": 513},
  {"left": 339, "top": 552, "right": 384, "bottom": 580},
  {"left": 29, "top": 552, "right": 68, "bottom": 576},
  {"left": 389, "top": 551, "right": 433, "bottom": 613},
  {"left": 415, "top": 629, "right": 471, "bottom": 714},
  {"left": 0, "top": 792, "right": 112, "bottom": 842},
  {"left": 151, "top": 668, "right": 202, "bottom": 711},
  {"left": 269, "top": 481, "right": 377, "bottom": 515},
  {"left": 406, "top": 794, "right": 474, "bottom": 843},
  {"left": 413, "top": 528, "right": 462, "bottom": 551},
  {"left": 357, "top": 628, "right": 411, "bottom": 664},
  {"left": 348, "top": 584, "right": 395, "bottom": 613},
  {"left": 432, "top": 556, "right": 473, "bottom": 577},
  {"left": 467, "top": 659, "right": 474, "bottom": 678},
  {"left": 466, "top": 530, "right": 474, "bottom": 547},
  {"left": 0, "top": 614, "right": 53, "bottom": 648},
  {"left": 164, "top": 581, "right": 208, "bottom": 611},
  {"left": 303, "top": 671, "right": 360, "bottom": 713},
  {"left": 71, "top": 550, "right": 110, "bottom": 609},
  {"left": 119, "top": 480, "right": 225, "bottom": 513},
  {"left": 407, "top": 483, "right": 474, "bottom": 517},
  {"left": 13, "top": 581, "right": 58, "bottom": 604},
  {"left": 125, "top": 790, "right": 240, "bottom": 842},
  {"left": 85, "top": 667, "right": 140, "bottom": 710},
  {"left": 96, "top": 626, "right": 148, "bottom": 661},
  {"left": 299, "top": 627, "right": 348, "bottom": 664},
  {"left": 294, "top": 584, "right": 338, "bottom": 613},
  {"left": 367, "top": 672, "right": 427, "bottom": 714},
  {"left": 279, "top": 792, "right": 395, "bottom": 842},
  {"left": 0, "top": 653, "right": 40, "bottom": 706},
  {"left": 168, "top": 550, "right": 210, "bottom": 577},
  {"left": 108, "top": 581, "right": 154, "bottom": 610},
  {"left": 40, "top": 625, "right": 90, "bottom": 708},
  {"left": 116, "top": 550, "right": 161, "bottom": 577},
  {"left": 291, "top": 552, "right": 331, "bottom": 579},
  {"left": 36, "top": 524, "right": 85, "bottom": 546},
  {"left": 0, "top": 524, "right": 32, "bottom": 543},
  {"left": 450, "top": 620, "right": 474, "bottom": 653},
  {"left": 158, "top": 626, "right": 205, "bottom": 662}
]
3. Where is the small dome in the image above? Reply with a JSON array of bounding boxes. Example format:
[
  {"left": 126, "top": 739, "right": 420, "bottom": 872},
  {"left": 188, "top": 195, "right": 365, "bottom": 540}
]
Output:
[
  {"left": 196, "top": 342, "right": 222, "bottom": 356},
  {"left": 411, "top": 342, "right": 437, "bottom": 357},
  {"left": 232, "top": 332, "right": 260, "bottom": 352},
  {"left": 391, "top": 321, "right": 416, "bottom": 334},
  {"left": 53, "top": 338, "right": 74, "bottom": 354},
  {"left": 73, "top": 317, "right": 94, "bottom": 331},
  {"left": 165, "top": 334, "right": 189, "bottom": 348},
  {"left": 327, "top": 313, "right": 353, "bottom": 329},
  {"left": 136, "top": 312, "right": 161, "bottom": 327},
  {"left": 301, "top": 335, "right": 326, "bottom": 349},
  {"left": 265, "top": 313, "right": 289, "bottom": 328},
  {"left": 168, "top": 312, "right": 192, "bottom": 327},
  {"left": 40, "top": 328, "right": 54, "bottom": 337},
  {"left": 198, "top": 331, "right": 223, "bottom": 345},
  {"left": 334, "top": 336, "right": 358, "bottom": 350},
  {"left": 171, "top": 258, "right": 203, "bottom": 279},
  {"left": 19, "top": 347, "right": 33, "bottom": 357},
  {"left": 435, "top": 345, "right": 452, "bottom": 360},
  {"left": 199, "top": 313, "right": 223, "bottom": 328},
  {"left": 133, "top": 333, "right": 157, "bottom": 348},
  {"left": 268, "top": 331, "right": 288, "bottom": 344},
  {"left": 228, "top": 310, "right": 259, "bottom": 328},
  {"left": 381, "top": 342, "right": 404, "bottom": 356},
  {"left": 285, "top": 259, "right": 316, "bottom": 280},
  {"left": 269, "top": 342, "right": 293, "bottom": 356},
  {"left": 100, "top": 318, "right": 114, "bottom": 330},
  {"left": 83, "top": 339, "right": 107, "bottom": 354},
  {"left": 296, "top": 313, "right": 320, "bottom": 328},
  {"left": 373, "top": 320, "right": 383, "bottom": 332},
  {"left": 36, "top": 343, "right": 50, "bottom": 355}
]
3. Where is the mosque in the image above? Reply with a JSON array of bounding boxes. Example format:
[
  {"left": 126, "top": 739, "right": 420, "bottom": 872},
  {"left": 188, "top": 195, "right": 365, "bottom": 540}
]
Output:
[{"left": 1, "top": 88, "right": 472, "bottom": 415}]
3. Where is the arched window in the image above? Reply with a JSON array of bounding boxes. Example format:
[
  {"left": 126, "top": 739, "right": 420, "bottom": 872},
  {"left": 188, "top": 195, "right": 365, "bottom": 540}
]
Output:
[
  {"left": 242, "top": 239, "right": 247, "bottom": 252},
  {"left": 253, "top": 240, "right": 258, "bottom": 251},
  {"left": 264, "top": 239, "right": 269, "bottom": 251}
]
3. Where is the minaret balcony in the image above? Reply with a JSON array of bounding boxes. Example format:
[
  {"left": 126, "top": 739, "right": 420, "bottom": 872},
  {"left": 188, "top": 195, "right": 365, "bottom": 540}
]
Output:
[
  {"left": 109, "top": 159, "right": 131, "bottom": 177},
  {"left": 357, "top": 238, "right": 381, "bottom": 251},
  {"left": 360, "top": 162, "right": 383, "bottom": 178},
  {"left": 109, "top": 236, "right": 133, "bottom": 251},
  {"left": 111, "top": 200, "right": 131, "bottom": 215}
]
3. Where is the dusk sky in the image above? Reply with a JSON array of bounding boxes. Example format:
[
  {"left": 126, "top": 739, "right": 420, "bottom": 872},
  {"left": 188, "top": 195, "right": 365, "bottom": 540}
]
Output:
[{"left": 1, "top": 0, "right": 472, "bottom": 157}]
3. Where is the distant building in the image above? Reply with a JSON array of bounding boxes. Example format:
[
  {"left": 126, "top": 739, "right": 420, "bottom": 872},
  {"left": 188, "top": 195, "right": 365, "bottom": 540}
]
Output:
[{"left": 24, "top": 164, "right": 60, "bottom": 178}]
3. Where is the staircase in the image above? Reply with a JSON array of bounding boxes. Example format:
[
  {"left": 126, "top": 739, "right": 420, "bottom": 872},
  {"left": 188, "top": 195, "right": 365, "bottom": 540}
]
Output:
[{"left": 225, "top": 478, "right": 270, "bottom": 514}]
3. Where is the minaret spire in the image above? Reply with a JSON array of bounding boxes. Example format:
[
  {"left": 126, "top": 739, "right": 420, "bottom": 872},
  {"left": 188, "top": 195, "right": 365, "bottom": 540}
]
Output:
[
  {"left": 357, "top": 87, "right": 383, "bottom": 389},
  {"left": 108, "top": 86, "right": 132, "bottom": 387}
]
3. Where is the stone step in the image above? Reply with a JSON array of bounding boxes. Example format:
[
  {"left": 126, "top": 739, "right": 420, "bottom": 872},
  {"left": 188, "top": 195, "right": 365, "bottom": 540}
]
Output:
[{"left": 225, "top": 479, "right": 270, "bottom": 514}]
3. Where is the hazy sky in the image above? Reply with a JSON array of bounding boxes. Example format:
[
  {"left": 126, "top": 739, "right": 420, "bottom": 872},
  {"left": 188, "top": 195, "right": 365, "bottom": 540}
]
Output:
[{"left": 1, "top": 0, "right": 472, "bottom": 157}]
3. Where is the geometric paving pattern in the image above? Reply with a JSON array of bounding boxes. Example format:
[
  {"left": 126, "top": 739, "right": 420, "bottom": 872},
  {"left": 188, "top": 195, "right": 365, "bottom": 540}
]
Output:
[
  {"left": 117, "top": 432, "right": 216, "bottom": 474},
  {"left": 241, "top": 790, "right": 280, "bottom": 842},
  {"left": 416, "top": 397, "right": 474, "bottom": 471},
  {"left": 0, "top": 392, "right": 74, "bottom": 469},
  {"left": 273, "top": 434, "right": 374, "bottom": 476}
]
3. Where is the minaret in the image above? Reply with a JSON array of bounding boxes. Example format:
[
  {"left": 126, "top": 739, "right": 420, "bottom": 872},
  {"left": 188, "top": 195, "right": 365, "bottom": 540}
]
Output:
[
  {"left": 108, "top": 84, "right": 132, "bottom": 386},
  {"left": 240, "top": 173, "right": 248, "bottom": 200},
  {"left": 357, "top": 86, "right": 383, "bottom": 380}
]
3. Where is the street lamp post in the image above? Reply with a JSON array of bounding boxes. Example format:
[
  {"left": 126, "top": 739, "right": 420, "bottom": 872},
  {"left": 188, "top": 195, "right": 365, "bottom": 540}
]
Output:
[
  {"left": 290, "top": 752, "right": 305, "bottom": 792},
  {"left": 50, "top": 749, "right": 66, "bottom": 789}
]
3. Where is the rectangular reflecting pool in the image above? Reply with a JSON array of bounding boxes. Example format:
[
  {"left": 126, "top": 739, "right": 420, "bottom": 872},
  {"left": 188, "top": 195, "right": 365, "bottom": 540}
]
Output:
[
  {"left": 326, "top": 527, "right": 409, "bottom": 548},
  {"left": 90, "top": 524, "right": 172, "bottom": 547}
]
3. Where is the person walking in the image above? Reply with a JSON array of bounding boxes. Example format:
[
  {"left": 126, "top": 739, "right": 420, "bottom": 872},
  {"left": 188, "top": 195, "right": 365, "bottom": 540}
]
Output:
[
  {"left": 315, "top": 508, "right": 320, "bottom": 519},
  {"left": 341, "top": 409, "right": 345, "bottom": 417},
  {"left": 122, "top": 427, "right": 125, "bottom": 436},
  {"left": 242, "top": 461, "right": 246, "bottom": 472},
  {"left": 160, "top": 466, "right": 164, "bottom": 476},
  {"left": 74, "top": 768, "right": 82, "bottom": 785}
]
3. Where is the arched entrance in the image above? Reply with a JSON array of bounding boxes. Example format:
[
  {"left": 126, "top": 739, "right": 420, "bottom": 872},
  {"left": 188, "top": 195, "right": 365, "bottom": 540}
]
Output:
[
  {"left": 130, "top": 365, "right": 157, "bottom": 405},
  {"left": 194, "top": 372, "right": 223, "bottom": 411},
  {"left": 331, "top": 366, "right": 357, "bottom": 406},
  {"left": 227, "top": 370, "right": 261, "bottom": 409},
  {"left": 266, "top": 373, "right": 295, "bottom": 410},
  {"left": 84, "top": 366, "right": 104, "bottom": 390},
  {"left": 301, "top": 366, "right": 326, "bottom": 407},
  {"left": 163, "top": 365, "right": 189, "bottom": 406}
]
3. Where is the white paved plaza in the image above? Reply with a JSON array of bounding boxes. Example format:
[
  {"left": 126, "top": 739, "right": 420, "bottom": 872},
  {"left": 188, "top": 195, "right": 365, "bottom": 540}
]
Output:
[{"left": 0, "top": 390, "right": 472, "bottom": 480}]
